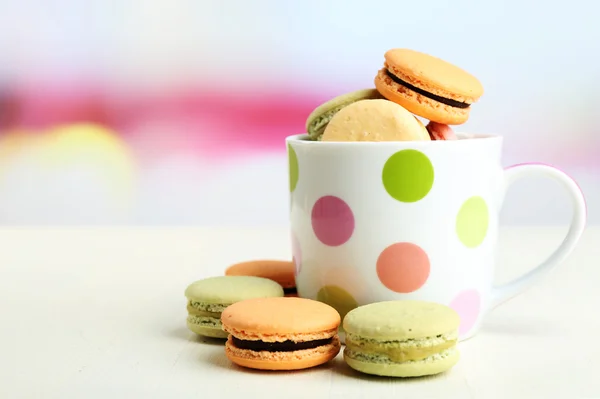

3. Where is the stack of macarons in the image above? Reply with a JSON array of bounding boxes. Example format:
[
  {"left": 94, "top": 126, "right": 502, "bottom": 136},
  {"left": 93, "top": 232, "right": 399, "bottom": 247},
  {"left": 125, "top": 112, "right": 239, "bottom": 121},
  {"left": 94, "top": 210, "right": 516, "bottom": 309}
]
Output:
[
  {"left": 185, "top": 275, "right": 284, "bottom": 338},
  {"left": 185, "top": 264, "right": 342, "bottom": 371},
  {"left": 184, "top": 257, "right": 461, "bottom": 377},
  {"left": 305, "top": 48, "right": 483, "bottom": 142},
  {"left": 186, "top": 259, "right": 297, "bottom": 339}
]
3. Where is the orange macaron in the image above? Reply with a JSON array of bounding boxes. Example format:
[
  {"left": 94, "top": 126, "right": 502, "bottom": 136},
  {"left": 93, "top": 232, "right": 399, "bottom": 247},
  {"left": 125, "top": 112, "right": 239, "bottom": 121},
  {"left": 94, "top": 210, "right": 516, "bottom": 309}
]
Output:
[
  {"left": 374, "top": 48, "right": 484, "bottom": 125},
  {"left": 221, "top": 297, "right": 341, "bottom": 370},
  {"left": 225, "top": 260, "right": 297, "bottom": 296}
]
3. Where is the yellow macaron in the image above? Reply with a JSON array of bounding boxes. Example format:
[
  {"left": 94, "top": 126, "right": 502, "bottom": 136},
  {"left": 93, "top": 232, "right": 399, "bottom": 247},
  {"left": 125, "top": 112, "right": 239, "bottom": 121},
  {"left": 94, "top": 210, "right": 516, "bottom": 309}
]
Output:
[{"left": 321, "top": 99, "right": 430, "bottom": 142}]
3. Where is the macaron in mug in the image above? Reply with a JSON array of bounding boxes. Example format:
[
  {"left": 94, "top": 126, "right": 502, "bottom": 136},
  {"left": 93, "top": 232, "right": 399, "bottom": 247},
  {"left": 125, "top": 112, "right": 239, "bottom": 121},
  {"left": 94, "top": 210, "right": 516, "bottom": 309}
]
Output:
[{"left": 287, "top": 133, "right": 586, "bottom": 340}]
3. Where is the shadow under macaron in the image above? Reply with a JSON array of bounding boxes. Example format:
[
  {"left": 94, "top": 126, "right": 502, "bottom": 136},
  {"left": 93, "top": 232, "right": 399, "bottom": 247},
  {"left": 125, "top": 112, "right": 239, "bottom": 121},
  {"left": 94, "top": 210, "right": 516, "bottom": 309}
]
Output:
[
  {"left": 194, "top": 334, "right": 228, "bottom": 345},
  {"left": 165, "top": 326, "right": 227, "bottom": 346},
  {"left": 165, "top": 326, "right": 191, "bottom": 341}
]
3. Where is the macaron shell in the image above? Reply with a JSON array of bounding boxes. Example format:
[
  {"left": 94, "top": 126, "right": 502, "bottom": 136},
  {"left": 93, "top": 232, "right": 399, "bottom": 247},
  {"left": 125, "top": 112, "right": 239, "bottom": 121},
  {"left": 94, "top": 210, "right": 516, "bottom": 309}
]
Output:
[
  {"left": 184, "top": 276, "right": 284, "bottom": 304},
  {"left": 221, "top": 297, "right": 340, "bottom": 337},
  {"left": 384, "top": 48, "right": 483, "bottom": 101},
  {"left": 344, "top": 347, "right": 459, "bottom": 377},
  {"left": 186, "top": 318, "right": 229, "bottom": 339},
  {"left": 225, "top": 336, "right": 341, "bottom": 370},
  {"left": 305, "top": 88, "right": 383, "bottom": 139},
  {"left": 375, "top": 69, "right": 470, "bottom": 125},
  {"left": 413, "top": 116, "right": 429, "bottom": 135},
  {"left": 343, "top": 300, "right": 460, "bottom": 340},
  {"left": 225, "top": 260, "right": 296, "bottom": 289},
  {"left": 321, "top": 99, "right": 431, "bottom": 142}
]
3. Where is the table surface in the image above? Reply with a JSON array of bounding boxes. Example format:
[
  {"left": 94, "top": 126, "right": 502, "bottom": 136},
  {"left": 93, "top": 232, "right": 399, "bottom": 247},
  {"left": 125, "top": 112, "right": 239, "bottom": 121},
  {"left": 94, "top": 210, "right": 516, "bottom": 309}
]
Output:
[{"left": 1, "top": 226, "right": 599, "bottom": 399}]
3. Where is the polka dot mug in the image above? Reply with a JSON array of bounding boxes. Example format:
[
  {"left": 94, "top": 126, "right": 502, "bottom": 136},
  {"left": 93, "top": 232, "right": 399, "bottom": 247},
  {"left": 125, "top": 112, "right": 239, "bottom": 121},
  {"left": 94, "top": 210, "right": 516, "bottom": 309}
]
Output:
[{"left": 287, "top": 133, "right": 586, "bottom": 340}]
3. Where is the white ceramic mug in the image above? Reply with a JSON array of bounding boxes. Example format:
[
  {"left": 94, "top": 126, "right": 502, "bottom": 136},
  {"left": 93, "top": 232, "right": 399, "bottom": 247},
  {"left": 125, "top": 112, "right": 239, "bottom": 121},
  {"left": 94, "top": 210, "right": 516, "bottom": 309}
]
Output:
[{"left": 287, "top": 133, "right": 586, "bottom": 340}]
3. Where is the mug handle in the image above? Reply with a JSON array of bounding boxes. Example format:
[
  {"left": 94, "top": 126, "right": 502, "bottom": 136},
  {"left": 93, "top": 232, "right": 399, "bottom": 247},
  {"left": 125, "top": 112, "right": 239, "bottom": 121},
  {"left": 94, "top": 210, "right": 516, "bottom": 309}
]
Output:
[{"left": 490, "top": 163, "right": 587, "bottom": 308}]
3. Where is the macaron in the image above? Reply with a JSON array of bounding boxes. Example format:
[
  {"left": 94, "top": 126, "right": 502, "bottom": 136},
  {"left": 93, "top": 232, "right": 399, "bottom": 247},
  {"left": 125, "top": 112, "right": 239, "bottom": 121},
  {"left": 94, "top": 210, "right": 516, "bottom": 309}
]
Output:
[
  {"left": 185, "top": 276, "right": 284, "bottom": 339},
  {"left": 305, "top": 89, "right": 383, "bottom": 140},
  {"left": 426, "top": 121, "right": 457, "bottom": 140},
  {"left": 225, "top": 260, "right": 297, "bottom": 296},
  {"left": 374, "top": 48, "right": 484, "bottom": 125},
  {"left": 343, "top": 300, "right": 460, "bottom": 377},
  {"left": 222, "top": 297, "right": 342, "bottom": 370},
  {"left": 321, "top": 99, "right": 430, "bottom": 142}
]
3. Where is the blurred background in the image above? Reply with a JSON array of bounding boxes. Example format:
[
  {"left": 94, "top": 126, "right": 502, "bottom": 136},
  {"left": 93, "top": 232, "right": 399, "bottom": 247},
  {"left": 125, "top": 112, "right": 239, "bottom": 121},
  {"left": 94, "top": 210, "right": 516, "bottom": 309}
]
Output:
[{"left": 0, "top": 0, "right": 597, "bottom": 226}]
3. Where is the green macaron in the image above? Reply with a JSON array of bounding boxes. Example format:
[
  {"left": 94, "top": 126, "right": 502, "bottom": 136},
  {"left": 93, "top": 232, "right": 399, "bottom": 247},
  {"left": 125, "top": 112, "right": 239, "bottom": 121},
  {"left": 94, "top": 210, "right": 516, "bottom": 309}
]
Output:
[
  {"left": 343, "top": 300, "right": 460, "bottom": 377},
  {"left": 305, "top": 88, "right": 383, "bottom": 140},
  {"left": 185, "top": 276, "right": 284, "bottom": 338}
]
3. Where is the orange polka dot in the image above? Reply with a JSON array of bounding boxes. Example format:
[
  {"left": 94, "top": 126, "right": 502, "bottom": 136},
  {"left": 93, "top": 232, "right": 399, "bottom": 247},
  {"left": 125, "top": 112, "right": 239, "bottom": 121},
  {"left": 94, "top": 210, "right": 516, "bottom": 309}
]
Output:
[{"left": 376, "top": 242, "right": 430, "bottom": 293}]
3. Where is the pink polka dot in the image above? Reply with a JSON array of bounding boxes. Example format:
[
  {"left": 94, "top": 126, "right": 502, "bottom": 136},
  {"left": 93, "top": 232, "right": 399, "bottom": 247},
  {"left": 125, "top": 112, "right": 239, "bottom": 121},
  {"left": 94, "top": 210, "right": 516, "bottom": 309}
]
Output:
[
  {"left": 291, "top": 232, "right": 302, "bottom": 275},
  {"left": 450, "top": 290, "right": 481, "bottom": 336},
  {"left": 376, "top": 242, "right": 430, "bottom": 293},
  {"left": 311, "top": 196, "right": 355, "bottom": 246}
]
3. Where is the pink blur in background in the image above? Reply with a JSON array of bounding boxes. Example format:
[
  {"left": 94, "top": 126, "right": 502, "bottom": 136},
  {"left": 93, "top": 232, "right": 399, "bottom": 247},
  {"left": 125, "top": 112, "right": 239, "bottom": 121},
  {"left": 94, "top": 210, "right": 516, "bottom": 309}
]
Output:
[{"left": 0, "top": 0, "right": 597, "bottom": 226}]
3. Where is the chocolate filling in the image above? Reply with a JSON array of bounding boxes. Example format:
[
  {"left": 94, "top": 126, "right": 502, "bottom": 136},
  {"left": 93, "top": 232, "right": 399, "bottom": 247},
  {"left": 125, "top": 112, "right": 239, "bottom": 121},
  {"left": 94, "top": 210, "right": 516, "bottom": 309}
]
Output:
[
  {"left": 231, "top": 336, "right": 333, "bottom": 352},
  {"left": 385, "top": 69, "right": 470, "bottom": 109},
  {"left": 283, "top": 287, "right": 297, "bottom": 295}
]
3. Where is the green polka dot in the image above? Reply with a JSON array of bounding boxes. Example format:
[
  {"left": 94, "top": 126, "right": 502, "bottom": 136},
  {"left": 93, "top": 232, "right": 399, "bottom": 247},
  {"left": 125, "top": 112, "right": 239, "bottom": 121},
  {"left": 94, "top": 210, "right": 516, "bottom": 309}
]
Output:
[
  {"left": 288, "top": 144, "right": 299, "bottom": 193},
  {"left": 382, "top": 150, "right": 434, "bottom": 203},
  {"left": 456, "top": 196, "right": 489, "bottom": 248},
  {"left": 317, "top": 285, "right": 358, "bottom": 323}
]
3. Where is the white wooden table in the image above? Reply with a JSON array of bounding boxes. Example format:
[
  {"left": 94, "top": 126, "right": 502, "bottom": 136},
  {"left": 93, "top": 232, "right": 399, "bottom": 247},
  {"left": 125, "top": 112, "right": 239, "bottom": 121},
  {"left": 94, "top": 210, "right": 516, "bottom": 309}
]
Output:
[{"left": 1, "top": 227, "right": 599, "bottom": 398}]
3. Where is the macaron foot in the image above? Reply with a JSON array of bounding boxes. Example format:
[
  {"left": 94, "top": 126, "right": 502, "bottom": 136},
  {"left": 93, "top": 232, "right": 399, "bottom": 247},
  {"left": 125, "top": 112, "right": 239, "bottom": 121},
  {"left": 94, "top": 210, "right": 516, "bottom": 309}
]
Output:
[
  {"left": 186, "top": 320, "right": 229, "bottom": 339},
  {"left": 344, "top": 347, "right": 459, "bottom": 377},
  {"left": 225, "top": 335, "right": 341, "bottom": 371}
]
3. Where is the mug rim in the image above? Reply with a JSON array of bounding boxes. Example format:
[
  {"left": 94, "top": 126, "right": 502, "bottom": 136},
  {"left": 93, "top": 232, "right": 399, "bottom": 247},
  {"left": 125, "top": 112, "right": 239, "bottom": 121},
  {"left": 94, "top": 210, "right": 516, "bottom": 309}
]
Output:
[{"left": 286, "top": 132, "right": 503, "bottom": 147}]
